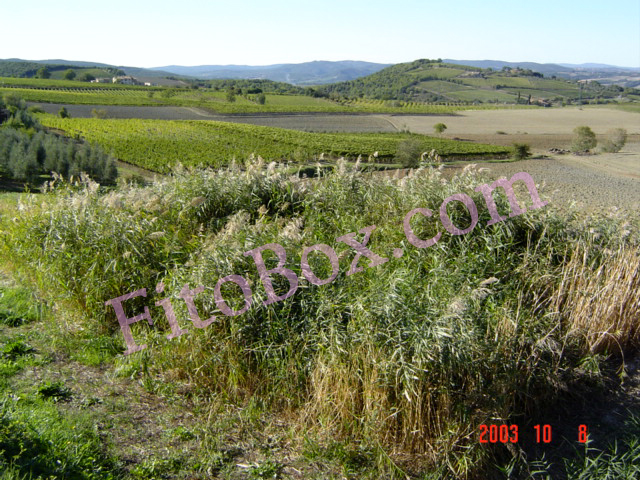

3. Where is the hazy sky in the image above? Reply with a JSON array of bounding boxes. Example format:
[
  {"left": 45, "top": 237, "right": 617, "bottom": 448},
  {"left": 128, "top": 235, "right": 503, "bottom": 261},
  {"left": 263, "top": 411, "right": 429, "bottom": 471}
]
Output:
[{"left": 2, "top": 0, "right": 639, "bottom": 68}]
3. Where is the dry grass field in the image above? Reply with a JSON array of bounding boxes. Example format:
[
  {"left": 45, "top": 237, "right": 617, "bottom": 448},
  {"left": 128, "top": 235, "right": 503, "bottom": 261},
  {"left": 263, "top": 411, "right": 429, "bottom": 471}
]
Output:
[
  {"left": 386, "top": 107, "right": 639, "bottom": 135},
  {"left": 392, "top": 107, "right": 639, "bottom": 213},
  {"left": 385, "top": 106, "right": 640, "bottom": 150}
]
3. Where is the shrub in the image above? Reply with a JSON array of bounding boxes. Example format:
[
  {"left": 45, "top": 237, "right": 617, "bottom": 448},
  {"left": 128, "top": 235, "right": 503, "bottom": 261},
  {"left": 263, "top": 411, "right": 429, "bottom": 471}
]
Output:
[
  {"left": 58, "top": 107, "right": 70, "bottom": 119},
  {"left": 600, "top": 128, "right": 627, "bottom": 153},
  {"left": 27, "top": 105, "right": 45, "bottom": 114},
  {"left": 433, "top": 122, "right": 447, "bottom": 134},
  {"left": 571, "top": 125, "right": 597, "bottom": 152},
  {"left": 513, "top": 143, "right": 531, "bottom": 160},
  {"left": 395, "top": 138, "right": 423, "bottom": 168},
  {"left": 90, "top": 108, "right": 108, "bottom": 119}
]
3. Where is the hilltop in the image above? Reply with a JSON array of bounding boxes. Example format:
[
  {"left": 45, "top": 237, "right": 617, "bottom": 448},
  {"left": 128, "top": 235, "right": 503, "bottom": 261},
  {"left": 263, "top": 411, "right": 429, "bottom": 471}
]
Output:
[
  {"left": 316, "top": 59, "right": 638, "bottom": 105},
  {"left": 0, "top": 59, "right": 182, "bottom": 86}
]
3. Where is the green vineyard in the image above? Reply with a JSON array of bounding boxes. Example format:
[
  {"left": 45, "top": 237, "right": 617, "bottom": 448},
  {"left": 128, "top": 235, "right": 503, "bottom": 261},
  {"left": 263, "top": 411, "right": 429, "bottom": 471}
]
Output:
[
  {"left": 38, "top": 115, "right": 511, "bottom": 173},
  {"left": 1, "top": 77, "right": 528, "bottom": 114}
]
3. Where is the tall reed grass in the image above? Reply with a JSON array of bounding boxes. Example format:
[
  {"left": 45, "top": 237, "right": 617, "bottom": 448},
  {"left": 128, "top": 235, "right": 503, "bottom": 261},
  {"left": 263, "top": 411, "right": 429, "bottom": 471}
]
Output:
[{"left": 2, "top": 159, "right": 637, "bottom": 476}]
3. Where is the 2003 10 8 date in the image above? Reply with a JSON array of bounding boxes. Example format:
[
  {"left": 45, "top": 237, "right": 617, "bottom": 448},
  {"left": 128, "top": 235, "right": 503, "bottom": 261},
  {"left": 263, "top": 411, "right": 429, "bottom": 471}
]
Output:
[{"left": 479, "top": 424, "right": 589, "bottom": 444}]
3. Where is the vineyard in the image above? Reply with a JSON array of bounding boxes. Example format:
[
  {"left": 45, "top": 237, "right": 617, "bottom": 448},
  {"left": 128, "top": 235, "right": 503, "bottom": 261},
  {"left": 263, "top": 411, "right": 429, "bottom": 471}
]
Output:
[
  {"left": 38, "top": 115, "right": 511, "bottom": 173},
  {"left": 0, "top": 77, "right": 527, "bottom": 114}
]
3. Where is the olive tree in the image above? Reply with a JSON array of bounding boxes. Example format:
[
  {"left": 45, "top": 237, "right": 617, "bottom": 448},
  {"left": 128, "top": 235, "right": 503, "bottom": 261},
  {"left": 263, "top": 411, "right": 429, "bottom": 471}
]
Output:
[{"left": 571, "top": 126, "right": 597, "bottom": 152}]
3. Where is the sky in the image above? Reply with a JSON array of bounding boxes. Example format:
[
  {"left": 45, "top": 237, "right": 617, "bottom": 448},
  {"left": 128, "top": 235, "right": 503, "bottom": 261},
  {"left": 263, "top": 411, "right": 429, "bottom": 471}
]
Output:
[{"left": 1, "top": 0, "right": 639, "bottom": 68}]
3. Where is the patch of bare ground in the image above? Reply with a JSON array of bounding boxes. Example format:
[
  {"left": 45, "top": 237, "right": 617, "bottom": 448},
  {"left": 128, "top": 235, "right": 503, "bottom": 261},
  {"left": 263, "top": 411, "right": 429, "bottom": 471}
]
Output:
[
  {"left": 437, "top": 141, "right": 640, "bottom": 214},
  {"left": 2, "top": 316, "right": 324, "bottom": 478},
  {"left": 516, "top": 354, "right": 640, "bottom": 479}
]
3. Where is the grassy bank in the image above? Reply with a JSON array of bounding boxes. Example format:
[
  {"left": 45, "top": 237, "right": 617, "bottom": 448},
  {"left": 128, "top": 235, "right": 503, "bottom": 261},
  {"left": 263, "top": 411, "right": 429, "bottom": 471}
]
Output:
[{"left": 1, "top": 162, "right": 639, "bottom": 478}]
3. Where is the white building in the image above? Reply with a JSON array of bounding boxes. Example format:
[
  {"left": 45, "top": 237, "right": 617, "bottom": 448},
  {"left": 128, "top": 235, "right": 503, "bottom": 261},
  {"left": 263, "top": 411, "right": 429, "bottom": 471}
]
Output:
[{"left": 112, "top": 76, "right": 139, "bottom": 85}]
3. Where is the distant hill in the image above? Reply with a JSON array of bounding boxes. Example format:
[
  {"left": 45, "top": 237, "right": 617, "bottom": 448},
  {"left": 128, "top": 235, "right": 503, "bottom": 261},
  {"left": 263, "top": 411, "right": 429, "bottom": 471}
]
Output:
[
  {"left": 316, "top": 59, "right": 634, "bottom": 104},
  {"left": 444, "top": 59, "right": 640, "bottom": 87},
  {"left": 2, "top": 57, "right": 638, "bottom": 94},
  {"left": 152, "top": 60, "right": 392, "bottom": 85},
  {"left": 0, "top": 59, "right": 178, "bottom": 80},
  {"left": 444, "top": 59, "right": 573, "bottom": 74},
  {"left": 558, "top": 62, "right": 639, "bottom": 70}
]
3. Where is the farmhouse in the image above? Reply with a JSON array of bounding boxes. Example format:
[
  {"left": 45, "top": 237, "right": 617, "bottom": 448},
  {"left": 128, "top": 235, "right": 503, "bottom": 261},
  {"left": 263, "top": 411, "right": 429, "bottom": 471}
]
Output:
[{"left": 112, "top": 75, "right": 139, "bottom": 85}]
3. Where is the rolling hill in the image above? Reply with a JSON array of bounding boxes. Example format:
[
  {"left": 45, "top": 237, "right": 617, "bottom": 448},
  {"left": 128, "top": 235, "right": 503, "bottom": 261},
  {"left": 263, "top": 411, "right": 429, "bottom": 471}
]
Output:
[
  {"left": 444, "top": 59, "right": 640, "bottom": 87},
  {"left": 0, "top": 59, "right": 178, "bottom": 80},
  {"left": 316, "top": 59, "right": 635, "bottom": 104}
]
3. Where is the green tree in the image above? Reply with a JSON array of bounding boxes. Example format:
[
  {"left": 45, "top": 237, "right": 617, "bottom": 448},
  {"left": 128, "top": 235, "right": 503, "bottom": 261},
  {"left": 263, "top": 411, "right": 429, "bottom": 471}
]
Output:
[
  {"left": 63, "top": 69, "right": 76, "bottom": 81},
  {"left": 226, "top": 88, "right": 236, "bottom": 103},
  {"left": 36, "top": 67, "right": 51, "bottom": 79},
  {"left": 80, "top": 72, "right": 96, "bottom": 82},
  {"left": 571, "top": 126, "right": 597, "bottom": 152},
  {"left": 58, "top": 107, "right": 70, "bottom": 119},
  {"left": 256, "top": 93, "right": 266, "bottom": 105},
  {"left": 433, "top": 122, "right": 447, "bottom": 134},
  {"left": 395, "top": 138, "right": 423, "bottom": 168}
]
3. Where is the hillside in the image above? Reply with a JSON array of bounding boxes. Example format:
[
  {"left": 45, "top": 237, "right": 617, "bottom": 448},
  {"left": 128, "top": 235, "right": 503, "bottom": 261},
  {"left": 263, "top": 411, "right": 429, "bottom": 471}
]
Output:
[
  {"left": 317, "top": 58, "right": 636, "bottom": 104},
  {"left": 0, "top": 59, "right": 179, "bottom": 81},
  {"left": 445, "top": 59, "right": 640, "bottom": 88}
]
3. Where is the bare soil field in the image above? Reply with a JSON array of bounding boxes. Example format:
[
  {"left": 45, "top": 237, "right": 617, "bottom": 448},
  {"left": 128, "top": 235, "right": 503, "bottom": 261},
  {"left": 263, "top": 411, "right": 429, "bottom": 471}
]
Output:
[
  {"left": 445, "top": 143, "right": 640, "bottom": 213},
  {"left": 28, "top": 103, "right": 398, "bottom": 132},
  {"left": 385, "top": 107, "right": 640, "bottom": 151},
  {"left": 387, "top": 107, "right": 640, "bottom": 136},
  {"left": 29, "top": 103, "right": 206, "bottom": 120},
  {"left": 195, "top": 112, "right": 398, "bottom": 132},
  {"left": 381, "top": 107, "right": 639, "bottom": 213}
]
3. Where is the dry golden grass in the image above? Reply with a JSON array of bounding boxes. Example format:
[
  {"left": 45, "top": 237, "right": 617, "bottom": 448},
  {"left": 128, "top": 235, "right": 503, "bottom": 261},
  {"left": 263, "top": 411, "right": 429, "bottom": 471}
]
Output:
[
  {"left": 552, "top": 245, "right": 640, "bottom": 355},
  {"left": 304, "top": 340, "right": 457, "bottom": 457}
]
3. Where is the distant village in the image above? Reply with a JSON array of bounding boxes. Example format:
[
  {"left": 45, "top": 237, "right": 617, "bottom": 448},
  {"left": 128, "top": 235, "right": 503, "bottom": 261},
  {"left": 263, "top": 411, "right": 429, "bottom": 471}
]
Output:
[{"left": 90, "top": 75, "right": 156, "bottom": 87}]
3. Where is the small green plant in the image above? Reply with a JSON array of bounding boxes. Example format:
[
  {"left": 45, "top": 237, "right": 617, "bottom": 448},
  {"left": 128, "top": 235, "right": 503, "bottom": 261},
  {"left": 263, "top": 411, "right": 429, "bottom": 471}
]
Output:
[
  {"left": 0, "top": 286, "right": 42, "bottom": 327},
  {"left": 513, "top": 142, "right": 531, "bottom": 160},
  {"left": 2, "top": 340, "right": 34, "bottom": 359},
  {"left": 571, "top": 125, "right": 597, "bottom": 152},
  {"left": 0, "top": 397, "right": 122, "bottom": 477},
  {"left": 249, "top": 459, "right": 283, "bottom": 479},
  {"left": 58, "top": 106, "right": 70, "bottom": 119},
  {"left": 37, "top": 381, "right": 72, "bottom": 402},
  {"left": 433, "top": 122, "right": 447, "bottom": 134}
]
